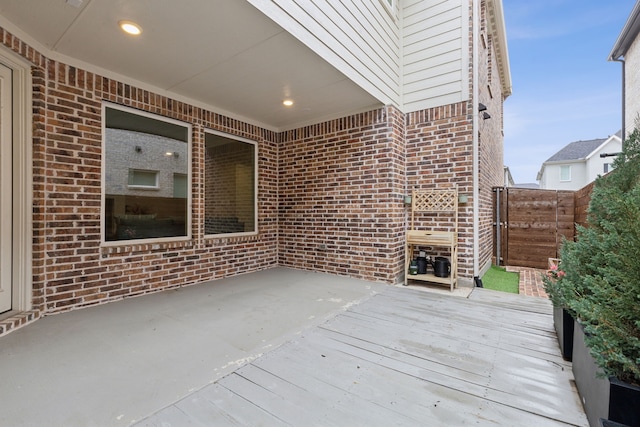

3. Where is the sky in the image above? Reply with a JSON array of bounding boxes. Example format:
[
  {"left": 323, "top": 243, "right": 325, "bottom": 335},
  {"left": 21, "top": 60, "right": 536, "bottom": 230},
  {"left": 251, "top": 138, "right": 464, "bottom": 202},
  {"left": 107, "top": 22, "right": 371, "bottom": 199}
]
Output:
[{"left": 502, "top": 0, "right": 636, "bottom": 184}]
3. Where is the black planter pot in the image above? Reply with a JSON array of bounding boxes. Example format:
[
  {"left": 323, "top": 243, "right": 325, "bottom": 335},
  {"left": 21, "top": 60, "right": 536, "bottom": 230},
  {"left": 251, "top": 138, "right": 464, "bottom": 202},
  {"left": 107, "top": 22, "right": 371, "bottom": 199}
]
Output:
[
  {"left": 573, "top": 320, "right": 610, "bottom": 427},
  {"left": 553, "top": 306, "right": 574, "bottom": 361},
  {"left": 600, "top": 419, "right": 630, "bottom": 427},
  {"left": 609, "top": 377, "right": 640, "bottom": 427},
  {"left": 573, "top": 320, "right": 640, "bottom": 427}
]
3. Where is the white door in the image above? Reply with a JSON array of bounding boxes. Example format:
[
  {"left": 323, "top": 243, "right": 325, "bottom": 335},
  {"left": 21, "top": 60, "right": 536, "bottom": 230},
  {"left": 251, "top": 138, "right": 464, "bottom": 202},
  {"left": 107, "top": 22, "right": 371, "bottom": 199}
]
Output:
[{"left": 0, "top": 62, "right": 12, "bottom": 313}]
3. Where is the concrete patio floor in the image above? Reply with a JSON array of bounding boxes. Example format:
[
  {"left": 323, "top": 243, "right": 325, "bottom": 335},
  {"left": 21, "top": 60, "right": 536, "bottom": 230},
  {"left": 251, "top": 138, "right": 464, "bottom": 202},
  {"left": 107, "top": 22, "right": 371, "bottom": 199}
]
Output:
[{"left": 0, "top": 268, "right": 587, "bottom": 426}]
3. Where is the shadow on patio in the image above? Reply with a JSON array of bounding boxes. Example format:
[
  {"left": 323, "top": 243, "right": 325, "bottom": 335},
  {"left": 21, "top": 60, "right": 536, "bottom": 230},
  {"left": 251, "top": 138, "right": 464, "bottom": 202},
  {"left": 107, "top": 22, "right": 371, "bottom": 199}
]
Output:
[{"left": 0, "top": 268, "right": 586, "bottom": 426}]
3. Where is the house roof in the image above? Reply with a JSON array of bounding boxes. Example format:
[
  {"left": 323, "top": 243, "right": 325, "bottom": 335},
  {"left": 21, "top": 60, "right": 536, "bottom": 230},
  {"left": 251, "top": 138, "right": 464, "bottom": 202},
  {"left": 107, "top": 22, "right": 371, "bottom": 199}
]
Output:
[
  {"left": 544, "top": 138, "right": 608, "bottom": 163},
  {"left": 537, "top": 133, "right": 622, "bottom": 181},
  {"left": 609, "top": 1, "right": 640, "bottom": 60}
]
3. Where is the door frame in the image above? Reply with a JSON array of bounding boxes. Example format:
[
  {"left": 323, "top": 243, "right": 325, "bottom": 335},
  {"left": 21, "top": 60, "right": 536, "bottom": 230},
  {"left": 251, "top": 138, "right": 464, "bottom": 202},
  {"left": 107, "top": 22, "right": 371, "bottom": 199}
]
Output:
[{"left": 0, "top": 47, "right": 32, "bottom": 315}]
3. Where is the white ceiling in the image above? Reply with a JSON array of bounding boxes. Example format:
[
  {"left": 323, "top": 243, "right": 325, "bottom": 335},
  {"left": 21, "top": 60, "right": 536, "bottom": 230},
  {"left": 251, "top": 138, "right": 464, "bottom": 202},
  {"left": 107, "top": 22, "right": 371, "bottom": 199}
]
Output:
[{"left": 0, "top": 0, "right": 382, "bottom": 130}]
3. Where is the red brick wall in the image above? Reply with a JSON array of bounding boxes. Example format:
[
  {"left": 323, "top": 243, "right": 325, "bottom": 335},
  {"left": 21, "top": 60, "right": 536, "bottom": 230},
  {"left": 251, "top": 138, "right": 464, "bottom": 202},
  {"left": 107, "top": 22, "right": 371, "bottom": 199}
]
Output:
[
  {"left": 278, "top": 106, "right": 406, "bottom": 283},
  {"left": 405, "top": 102, "right": 475, "bottom": 282},
  {"left": 477, "top": 0, "right": 507, "bottom": 273},
  {"left": 0, "top": 28, "right": 279, "bottom": 315},
  {"left": 0, "top": 10, "right": 505, "bottom": 320}
]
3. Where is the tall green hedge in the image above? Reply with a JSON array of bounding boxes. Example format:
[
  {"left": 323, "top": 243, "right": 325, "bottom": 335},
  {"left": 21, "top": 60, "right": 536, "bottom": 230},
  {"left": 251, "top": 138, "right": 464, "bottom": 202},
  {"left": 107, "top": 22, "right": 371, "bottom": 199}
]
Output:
[{"left": 556, "top": 128, "right": 640, "bottom": 385}]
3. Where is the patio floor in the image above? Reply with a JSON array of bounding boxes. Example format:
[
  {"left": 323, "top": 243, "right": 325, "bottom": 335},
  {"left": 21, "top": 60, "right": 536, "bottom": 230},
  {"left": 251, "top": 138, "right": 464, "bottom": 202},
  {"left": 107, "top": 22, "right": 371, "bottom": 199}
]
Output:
[{"left": 0, "top": 268, "right": 587, "bottom": 426}]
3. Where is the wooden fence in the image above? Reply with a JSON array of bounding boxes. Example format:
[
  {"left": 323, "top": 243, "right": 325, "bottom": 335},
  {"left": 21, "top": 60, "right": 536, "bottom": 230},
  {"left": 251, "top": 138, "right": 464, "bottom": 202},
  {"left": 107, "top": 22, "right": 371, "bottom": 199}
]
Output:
[{"left": 493, "top": 187, "right": 581, "bottom": 269}]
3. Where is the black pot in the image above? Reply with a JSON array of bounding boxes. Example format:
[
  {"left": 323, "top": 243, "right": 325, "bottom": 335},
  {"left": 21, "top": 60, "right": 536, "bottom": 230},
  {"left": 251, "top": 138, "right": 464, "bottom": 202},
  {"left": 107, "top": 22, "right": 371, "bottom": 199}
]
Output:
[
  {"left": 609, "top": 377, "right": 640, "bottom": 427},
  {"left": 553, "top": 306, "right": 574, "bottom": 361},
  {"left": 431, "top": 257, "right": 450, "bottom": 278},
  {"left": 416, "top": 256, "right": 428, "bottom": 274}
]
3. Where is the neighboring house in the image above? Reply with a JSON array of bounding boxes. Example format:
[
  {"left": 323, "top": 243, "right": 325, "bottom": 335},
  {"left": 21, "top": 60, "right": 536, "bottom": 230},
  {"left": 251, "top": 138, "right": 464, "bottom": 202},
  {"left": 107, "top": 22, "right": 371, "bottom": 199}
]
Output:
[
  {"left": 503, "top": 166, "right": 515, "bottom": 187},
  {"left": 610, "top": 0, "right": 640, "bottom": 139},
  {"left": 0, "top": 0, "right": 511, "bottom": 333},
  {"left": 536, "top": 133, "right": 622, "bottom": 190}
]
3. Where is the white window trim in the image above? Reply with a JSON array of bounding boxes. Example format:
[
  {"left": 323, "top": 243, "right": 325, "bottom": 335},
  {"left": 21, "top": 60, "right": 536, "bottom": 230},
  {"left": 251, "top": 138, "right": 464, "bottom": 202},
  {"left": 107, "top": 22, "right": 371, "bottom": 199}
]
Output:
[
  {"left": 380, "top": 0, "right": 397, "bottom": 19},
  {"left": 559, "top": 165, "right": 571, "bottom": 182},
  {"left": 204, "top": 129, "right": 258, "bottom": 238},
  {"left": 101, "top": 102, "right": 192, "bottom": 246}
]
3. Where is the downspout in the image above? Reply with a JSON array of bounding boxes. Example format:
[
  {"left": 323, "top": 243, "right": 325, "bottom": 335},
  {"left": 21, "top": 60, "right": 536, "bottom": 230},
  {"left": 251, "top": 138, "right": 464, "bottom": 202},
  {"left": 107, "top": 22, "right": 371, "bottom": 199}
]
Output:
[{"left": 472, "top": 0, "right": 480, "bottom": 282}]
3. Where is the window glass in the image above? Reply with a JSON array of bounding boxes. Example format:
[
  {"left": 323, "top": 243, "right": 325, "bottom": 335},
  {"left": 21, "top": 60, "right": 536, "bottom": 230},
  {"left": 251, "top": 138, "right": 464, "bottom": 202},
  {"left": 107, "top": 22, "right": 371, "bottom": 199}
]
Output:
[
  {"left": 128, "top": 169, "right": 158, "bottom": 188},
  {"left": 103, "top": 104, "right": 191, "bottom": 242},
  {"left": 560, "top": 165, "right": 571, "bottom": 181},
  {"left": 204, "top": 132, "right": 257, "bottom": 236},
  {"left": 173, "top": 173, "right": 188, "bottom": 198}
]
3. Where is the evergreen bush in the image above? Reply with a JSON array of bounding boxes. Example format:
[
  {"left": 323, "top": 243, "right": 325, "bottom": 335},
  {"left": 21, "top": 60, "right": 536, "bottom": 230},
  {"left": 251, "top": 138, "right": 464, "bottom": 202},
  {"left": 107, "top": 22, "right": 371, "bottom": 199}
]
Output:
[{"left": 557, "top": 127, "right": 640, "bottom": 386}]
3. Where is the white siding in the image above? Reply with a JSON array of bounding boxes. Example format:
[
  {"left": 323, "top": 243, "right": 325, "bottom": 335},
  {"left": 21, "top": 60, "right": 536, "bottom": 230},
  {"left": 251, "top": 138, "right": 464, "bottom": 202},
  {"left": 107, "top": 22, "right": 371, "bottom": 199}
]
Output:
[
  {"left": 248, "top": 0, "right": 401, "bottom": 107},
  {"left": 587, "top": 139, "right": 622, "bottom": 181},
  {"left": 402, "top": 0, "right": 470, "bottom": 112},
  {"left": 541, "top": 162, "right": 587, "bottom": 191},
  {"left": 625, "top": 34, "right": 640, "bottom": 136}
]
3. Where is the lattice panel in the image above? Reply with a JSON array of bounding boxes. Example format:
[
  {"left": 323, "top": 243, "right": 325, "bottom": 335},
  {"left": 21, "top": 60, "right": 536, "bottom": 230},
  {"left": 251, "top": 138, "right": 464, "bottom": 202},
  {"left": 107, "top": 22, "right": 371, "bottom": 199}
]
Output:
[{"left": 413, "top": 189, "right": 457, "bottom": 212}]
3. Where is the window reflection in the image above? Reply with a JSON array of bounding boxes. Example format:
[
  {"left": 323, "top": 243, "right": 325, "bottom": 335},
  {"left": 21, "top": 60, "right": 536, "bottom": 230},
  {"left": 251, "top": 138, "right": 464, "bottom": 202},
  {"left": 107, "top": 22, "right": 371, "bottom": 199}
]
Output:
[
  {"left": 205, "top": 132, "right": 256, "bottom": 235},
  {"left": 103, "top": 105, "right": 190, "bottom": 242}
]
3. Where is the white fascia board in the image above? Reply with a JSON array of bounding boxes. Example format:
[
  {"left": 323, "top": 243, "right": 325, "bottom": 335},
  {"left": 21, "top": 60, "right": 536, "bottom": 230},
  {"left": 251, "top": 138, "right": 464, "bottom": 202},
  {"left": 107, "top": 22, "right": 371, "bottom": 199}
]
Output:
[{"left": 585, "top": 134, "right": 622, "bottom": 160}]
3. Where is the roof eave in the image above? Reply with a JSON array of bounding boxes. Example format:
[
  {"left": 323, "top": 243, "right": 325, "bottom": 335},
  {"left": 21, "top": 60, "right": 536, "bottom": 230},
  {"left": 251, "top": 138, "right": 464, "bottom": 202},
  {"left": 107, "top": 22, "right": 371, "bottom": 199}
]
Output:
[
  {"left": 585, "top": 134, "right": 622, "bottom": 160},
  {"left": 609, "top": 1, "right": 640, "bottom": 60},
  {"left": 487, "top": 0, "right": 512, "bottom": 98}
]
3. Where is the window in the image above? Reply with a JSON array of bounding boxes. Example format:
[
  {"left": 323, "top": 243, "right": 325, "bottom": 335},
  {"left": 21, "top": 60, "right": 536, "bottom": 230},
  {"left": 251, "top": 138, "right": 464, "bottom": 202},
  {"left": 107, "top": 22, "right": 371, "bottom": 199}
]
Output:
[
  {"left": 103, "top": 104, "right": 191, "bottom": 242},
  {"left": 128, "top": 169, "right": 158, "bottom": 189},
  {"left": 604, "top": 163, "right": 613, "bottom": 173},
  {"left": 560, "top": 165, "right": 571, "bottom": 182},
  {"left": 204, "top": 131, "right": 257, "bottom": 236}
]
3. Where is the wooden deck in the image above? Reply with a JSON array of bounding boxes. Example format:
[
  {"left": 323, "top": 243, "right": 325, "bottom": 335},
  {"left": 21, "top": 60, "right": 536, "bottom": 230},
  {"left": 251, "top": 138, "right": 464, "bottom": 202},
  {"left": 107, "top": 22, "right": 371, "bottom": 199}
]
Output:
[{"left": 139, "top": 287, "right": 587, "bottom": 426}]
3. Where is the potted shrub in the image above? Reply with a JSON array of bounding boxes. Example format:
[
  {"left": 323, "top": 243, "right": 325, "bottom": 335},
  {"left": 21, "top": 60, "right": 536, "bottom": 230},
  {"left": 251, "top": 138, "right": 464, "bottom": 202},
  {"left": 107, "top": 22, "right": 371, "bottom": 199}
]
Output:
[
  {"left": 557, "top": 128, "right": 640, "bottom": 427},
  {"left": 544, "top": 258, "right": 574, "bottom": 361}
]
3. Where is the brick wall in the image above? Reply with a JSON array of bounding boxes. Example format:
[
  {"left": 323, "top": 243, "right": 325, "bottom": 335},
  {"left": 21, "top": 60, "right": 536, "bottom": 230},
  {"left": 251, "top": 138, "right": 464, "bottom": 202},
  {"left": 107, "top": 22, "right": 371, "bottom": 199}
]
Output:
[
  {"left": 0, "top": 12, "right": 504, "bottom": 321},
  {"left": 278, "top": 106, "right": 406, "bottom": 283},
  {"left": 477, "top": 0, "right": 507, "bottom": 274},
  {"left": 406, "top": 102, "right": 475, "bottom": 283},
  {"left": 0, "top": 28, "right": 280, "bottom": 315}
]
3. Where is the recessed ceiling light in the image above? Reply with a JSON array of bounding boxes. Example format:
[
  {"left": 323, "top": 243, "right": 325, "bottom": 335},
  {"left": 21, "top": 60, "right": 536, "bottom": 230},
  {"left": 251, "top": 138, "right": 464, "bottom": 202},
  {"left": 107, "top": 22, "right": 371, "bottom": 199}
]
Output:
[
  {"left": 283, "top": 99, "right": 294, "bottom": 107},
  {"left": 119, "top": 20, "right": 142, "bottom": 35}
]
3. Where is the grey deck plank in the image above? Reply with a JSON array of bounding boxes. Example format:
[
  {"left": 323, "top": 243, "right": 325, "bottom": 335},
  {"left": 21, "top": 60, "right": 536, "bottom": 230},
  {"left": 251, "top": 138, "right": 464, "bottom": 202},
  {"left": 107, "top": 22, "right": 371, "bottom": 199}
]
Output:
[
  {"left": 250, "top": 330, "right": 482, "bottom": 426},
  {"left": 338, "top": 295, "right": 564, "bottom": 359},
  {"left": 186, "top": 382, "right": 289, "bottom": 427},
  {"left": 309, "top": 326, "right": 582, "bottom": 425},
  {"left": 136, "top": 286, "right": 588, "bottom": 427},
  {"left": 251, "top": 326, "right": 581, "bottom": 426},
  {"left": 139, "top": 405, "right": 195, "bottom": 427}
]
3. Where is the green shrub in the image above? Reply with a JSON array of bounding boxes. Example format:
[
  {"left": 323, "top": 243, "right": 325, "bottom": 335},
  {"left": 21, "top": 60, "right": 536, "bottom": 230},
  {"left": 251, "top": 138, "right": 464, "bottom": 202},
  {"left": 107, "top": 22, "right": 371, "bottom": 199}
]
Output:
[{"left": 557, "top": 128, "right": 640, "bottom": 385}]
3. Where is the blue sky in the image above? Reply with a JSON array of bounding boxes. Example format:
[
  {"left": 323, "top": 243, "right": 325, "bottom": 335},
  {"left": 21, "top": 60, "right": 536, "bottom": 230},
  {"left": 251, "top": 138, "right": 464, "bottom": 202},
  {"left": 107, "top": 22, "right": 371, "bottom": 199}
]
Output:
[{"left": 502, "top": 0, "right": 636, "bottom": 184}]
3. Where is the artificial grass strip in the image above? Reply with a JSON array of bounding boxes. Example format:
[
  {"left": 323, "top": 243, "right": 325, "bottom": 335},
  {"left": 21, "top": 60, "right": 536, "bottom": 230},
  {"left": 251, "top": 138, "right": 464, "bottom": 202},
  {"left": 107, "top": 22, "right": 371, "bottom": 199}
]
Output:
[{"left": 481, "top": 265, "right": 519, "bottom": 294}]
